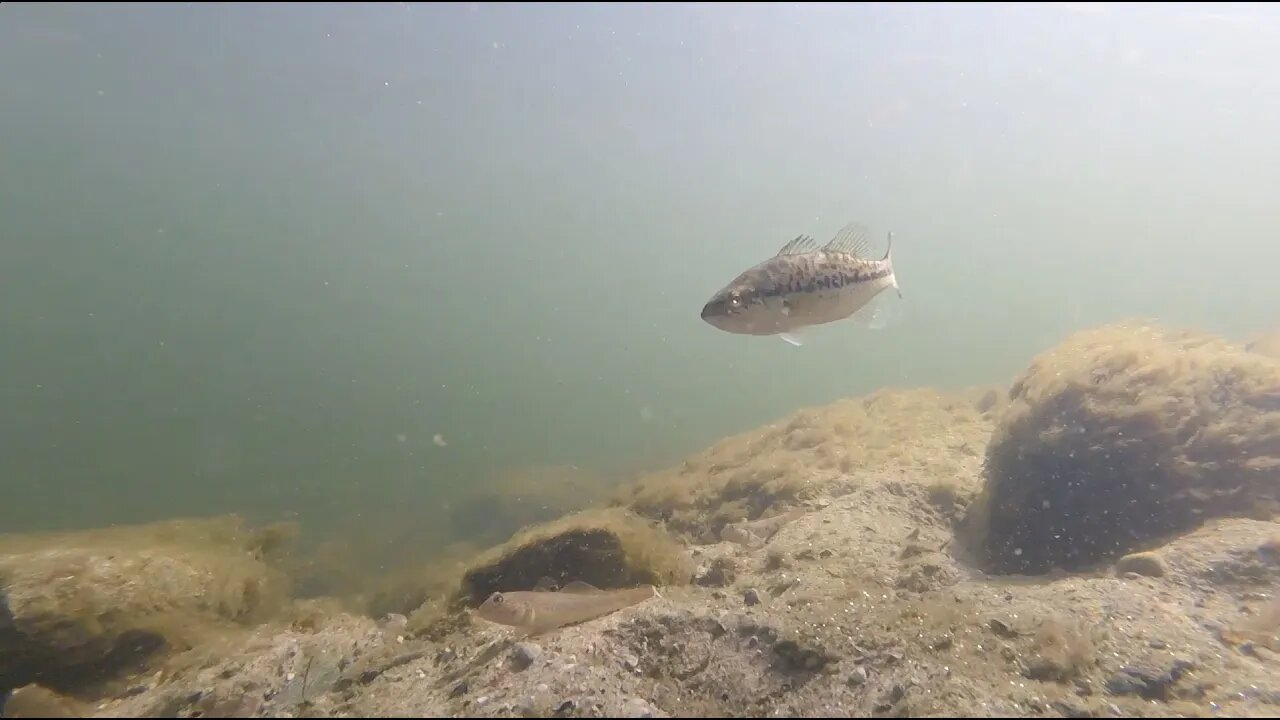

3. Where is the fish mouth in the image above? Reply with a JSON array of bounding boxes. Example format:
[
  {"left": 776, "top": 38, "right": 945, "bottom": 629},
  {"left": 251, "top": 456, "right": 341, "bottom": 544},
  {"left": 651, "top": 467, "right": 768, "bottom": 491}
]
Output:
[{"left": 700, "top": 300, "right": 731, "bottom": 326}]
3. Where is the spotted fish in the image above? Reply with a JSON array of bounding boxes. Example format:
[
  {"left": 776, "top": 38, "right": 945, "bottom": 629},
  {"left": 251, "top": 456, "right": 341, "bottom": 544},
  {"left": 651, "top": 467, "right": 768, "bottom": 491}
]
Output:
[{"left": 700, "top": 221, "right": 900, "bottom": 346}]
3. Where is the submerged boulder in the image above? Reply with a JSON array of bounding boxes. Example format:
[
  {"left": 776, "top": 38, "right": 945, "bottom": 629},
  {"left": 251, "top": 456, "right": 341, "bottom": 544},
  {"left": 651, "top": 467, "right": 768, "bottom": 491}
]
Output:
[
  {"left": 0, "top": 515, "right": 289, "bottom": 692},
  {"left": 454, "top": 507, "right": 693, "bottom": 607},
  {"left": 616, "top": 388, "right": 995, "bottom": 543},
  {"left": 962, "top": 320, "right": 1280, "bottom": 574}
]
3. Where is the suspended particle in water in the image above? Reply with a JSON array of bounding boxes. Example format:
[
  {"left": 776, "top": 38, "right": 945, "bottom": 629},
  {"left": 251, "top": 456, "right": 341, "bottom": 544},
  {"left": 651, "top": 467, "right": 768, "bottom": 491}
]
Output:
[{"left": 433, "top": 433, "right": 448, "bottom": 447}]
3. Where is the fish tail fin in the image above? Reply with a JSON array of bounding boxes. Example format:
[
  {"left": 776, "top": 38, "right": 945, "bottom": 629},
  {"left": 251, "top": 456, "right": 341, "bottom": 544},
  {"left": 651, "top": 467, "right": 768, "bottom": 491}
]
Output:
[{"left": 884, "top": 231, "right": 901, "bottom": 299}]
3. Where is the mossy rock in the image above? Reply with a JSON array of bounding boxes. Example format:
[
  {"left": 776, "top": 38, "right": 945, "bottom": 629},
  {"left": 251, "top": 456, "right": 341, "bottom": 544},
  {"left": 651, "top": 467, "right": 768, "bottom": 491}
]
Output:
[
  {"left": 455, "top": 508, "right": 692, "bottom": 607},
  {"left": 0, "top": 515, "right": 289, "bottom": 693},
  {"left": 962, "top": 320, "right": 1280, "bottom": 574},
  {"left": 616, "top": 388, "right": 994, "bottom": 542}
]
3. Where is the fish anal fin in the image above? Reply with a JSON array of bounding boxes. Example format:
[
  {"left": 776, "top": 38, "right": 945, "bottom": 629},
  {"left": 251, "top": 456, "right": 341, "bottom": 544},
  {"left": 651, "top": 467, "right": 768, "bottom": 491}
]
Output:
[
  {"left": 775, "top": 234, "right": 817, "bottom": 256},
  {"left": 559, "top": 580, "right": 603, "bottom": 594},
  {"left": 849, "top": 291, "right": 904, "bottom": 331},
  {"left": 823, "top": 221, "right": 872, "bottom": 257}
]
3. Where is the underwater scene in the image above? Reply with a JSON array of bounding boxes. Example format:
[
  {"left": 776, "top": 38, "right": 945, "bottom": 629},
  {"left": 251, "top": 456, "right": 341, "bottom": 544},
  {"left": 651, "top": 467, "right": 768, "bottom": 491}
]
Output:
[{"left": 3, "top": 2, "right": 1280, "bottom": 718}]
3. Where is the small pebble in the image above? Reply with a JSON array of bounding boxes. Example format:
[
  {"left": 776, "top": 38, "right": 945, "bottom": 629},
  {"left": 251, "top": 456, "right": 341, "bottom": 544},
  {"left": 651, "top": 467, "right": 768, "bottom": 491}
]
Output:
[
  {"left": 1115, "top": 551, "right": 1167, "bottom": 578},
  {"left": 511, "top": 642, "right": 542, "bottom": 671},
  {"left": 744, "top": 588, "right": 763, "bottom": 606},
  {"left": 621, "top": 697, "right": 657, "bottom": 718},
  {"left": 849, "top": 666, "right": 868, "bottom": 686}
]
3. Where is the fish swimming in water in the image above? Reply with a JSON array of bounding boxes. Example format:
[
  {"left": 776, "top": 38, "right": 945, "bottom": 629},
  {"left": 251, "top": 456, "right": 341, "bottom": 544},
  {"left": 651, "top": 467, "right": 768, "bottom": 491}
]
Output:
[
  {"left": 700, "top": 221, "right": 901, "bottom": 347},
  {"left": 474, "top": 581, "right": 660, "bottom": 636}
]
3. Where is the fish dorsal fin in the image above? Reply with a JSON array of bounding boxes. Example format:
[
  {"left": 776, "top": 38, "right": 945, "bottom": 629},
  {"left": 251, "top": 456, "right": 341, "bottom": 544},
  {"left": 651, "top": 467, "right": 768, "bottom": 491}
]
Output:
[
  {"left": 559, "top": 580, "right": 602, "bottom": 594},
  {"left": 532, "top": 576, "right": 559, "bottom": 592},
  {"left": 775, "top": 234, "right": 817, "bottom": 257},
  {"left": 823, "top": 222, "right": 872, "bottom": 257}
]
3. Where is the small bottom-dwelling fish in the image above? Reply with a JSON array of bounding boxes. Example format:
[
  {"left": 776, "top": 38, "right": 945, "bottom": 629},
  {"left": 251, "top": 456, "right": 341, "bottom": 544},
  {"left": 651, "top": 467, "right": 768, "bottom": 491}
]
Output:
[
  {"left": 475, "top": 581, "right": 660, "bottom": 636},
  {"left": 720, "top": 507, "right": 808, "bottom": 547},
  {"left": 700, "top": 221, "right": 901, "bottom": 347}
]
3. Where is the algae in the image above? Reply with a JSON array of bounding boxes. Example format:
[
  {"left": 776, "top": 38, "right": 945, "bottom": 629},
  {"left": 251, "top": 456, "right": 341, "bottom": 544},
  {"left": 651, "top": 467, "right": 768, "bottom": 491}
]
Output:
[
  {"left": 454, "top": 507, "right": 692, "bottom": 607},
  {"left": 963, "top": 320, "right": 1280, "bottom": 574},
  {"left": 0, "top": 514, "right": 290, "bottom": 693},
  {"left": 615, "top": 387, "right": 995, "bottom": 543}
]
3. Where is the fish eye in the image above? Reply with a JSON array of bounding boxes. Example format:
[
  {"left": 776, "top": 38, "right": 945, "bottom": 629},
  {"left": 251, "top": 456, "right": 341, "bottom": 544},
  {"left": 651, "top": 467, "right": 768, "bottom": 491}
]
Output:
[
  {"left": 729, "top": 292, "right": 742, "bottom": 308},
  {"left": 492, "top": 593, "right": 504, "bottom": 604}
]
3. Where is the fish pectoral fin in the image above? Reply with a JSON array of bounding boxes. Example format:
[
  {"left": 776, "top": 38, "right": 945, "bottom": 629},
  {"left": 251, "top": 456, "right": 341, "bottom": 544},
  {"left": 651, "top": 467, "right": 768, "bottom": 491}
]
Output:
[
  {"left": 780, "top": 332, "right": 805, "bottom": 347},
  {"left": 559, "top": 580, "right": 603, "bottom": 594}
]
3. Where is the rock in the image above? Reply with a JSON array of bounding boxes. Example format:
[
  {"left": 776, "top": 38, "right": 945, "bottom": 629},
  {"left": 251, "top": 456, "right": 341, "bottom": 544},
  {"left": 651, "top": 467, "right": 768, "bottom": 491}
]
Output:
[
  {"left": 695, "top": 557, "right": 736, "bottom": 587},
  {"left": 378, "top": 613, "right": 408, "bottom": 633},
  {"left": 456, "top": 508, "right": 692, "bottom": 606},
  {"left": 744, "top": 588, "right": 763, "bottom": 606},
  {"left": 0, "top": 515, "right": 288, "bottom": 692},
  {"left": 1115, "top": 552, "right": 1167, "bottom": 578},
  {"left": 849, "top": 666, "right": 869, "bottom": 686},
  {"left": 620, "top": 696, "right": 659, "bottom": 718},
  {"left": 1104, "top": 660, "right": 1194, "bottom": 700},
  {"left": 92, "top": 610, "right": 385, "bottom": 719},
  {"left": 962, "top": 321, "right": 1280, "bottom": 574},
  {"left": 511, "top": 642, "right": 541, "bottom": 671},
  {"left": 0, "top": 684, "right": 90, "bottom": 718}
]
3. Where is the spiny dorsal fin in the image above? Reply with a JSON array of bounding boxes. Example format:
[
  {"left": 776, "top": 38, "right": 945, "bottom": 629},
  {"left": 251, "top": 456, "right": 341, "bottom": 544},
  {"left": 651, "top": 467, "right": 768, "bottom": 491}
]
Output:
[
  {"left": 775, "top": 234, "right": 817, "bottom": 257},
  {"left": 559, "top": 580, "right": 602, "bottom": 594},
  {"left": 823, "top": 221, "right": 872, "bottom": 257}
]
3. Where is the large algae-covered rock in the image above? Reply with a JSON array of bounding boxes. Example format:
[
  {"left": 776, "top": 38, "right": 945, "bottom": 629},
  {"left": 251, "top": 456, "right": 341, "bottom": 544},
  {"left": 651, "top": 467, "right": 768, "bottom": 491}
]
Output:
[
  {"left": 964, "top": 321, "right": 1280, "bottom": 574},
  {"left": 616, "top": 388, "right": 995, "bottom": 543},
  {"left": 0, "top": 515, "right": 289, "bottom": 691},
  {"left": 454, "top": 507, "right": 693, "bottom": 606}
]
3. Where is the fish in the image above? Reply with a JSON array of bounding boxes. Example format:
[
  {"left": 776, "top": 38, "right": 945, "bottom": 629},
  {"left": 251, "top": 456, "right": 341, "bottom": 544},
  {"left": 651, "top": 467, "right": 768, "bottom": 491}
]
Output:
[
  {"left": 700, "top": 221, "right": 901, "bottom": 347},
  {"left": 474, "top": 580, "right": 660, "bottom": 636},
  {"left": 720, "top": 507, "right": 808, "bottom": 547}
]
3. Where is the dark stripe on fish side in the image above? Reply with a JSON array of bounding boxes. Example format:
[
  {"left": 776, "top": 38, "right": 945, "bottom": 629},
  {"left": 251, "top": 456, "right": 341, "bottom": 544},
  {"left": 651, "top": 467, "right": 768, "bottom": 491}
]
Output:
[{"left": 761, "top": 265, "right": 892, "bottom": 299}]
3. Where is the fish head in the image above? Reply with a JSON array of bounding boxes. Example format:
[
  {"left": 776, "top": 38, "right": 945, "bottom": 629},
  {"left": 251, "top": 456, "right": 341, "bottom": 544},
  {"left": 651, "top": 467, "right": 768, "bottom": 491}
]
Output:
[
  {"left": 475, "top": 591, "right": 536, "bottom": 628},
  {"left": 701, "top": 276, "right": 788, "bottom": 335}
]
